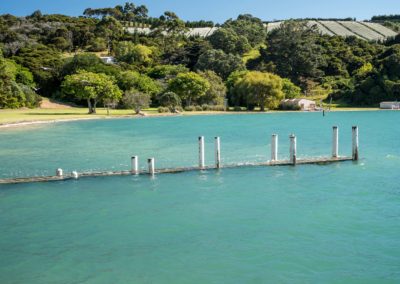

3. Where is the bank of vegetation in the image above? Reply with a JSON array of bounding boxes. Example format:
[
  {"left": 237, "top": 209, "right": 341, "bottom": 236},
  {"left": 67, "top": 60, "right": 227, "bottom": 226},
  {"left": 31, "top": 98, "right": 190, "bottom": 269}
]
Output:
[{"left": 1, "top": 3, "right": 400, "bottom": 113}]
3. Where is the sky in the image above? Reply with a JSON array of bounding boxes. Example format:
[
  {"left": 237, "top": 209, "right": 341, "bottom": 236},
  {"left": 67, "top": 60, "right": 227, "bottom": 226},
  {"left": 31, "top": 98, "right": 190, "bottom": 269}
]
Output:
[{"left": 1, "top": 0, "right": 399, "bottom": 23}]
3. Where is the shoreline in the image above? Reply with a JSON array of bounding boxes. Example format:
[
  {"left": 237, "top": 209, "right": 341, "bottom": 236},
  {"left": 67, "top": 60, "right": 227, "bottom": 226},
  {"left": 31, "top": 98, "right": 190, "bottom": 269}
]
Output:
[{"left": 0, "top": 108, "right": 381, "bottom": 129}]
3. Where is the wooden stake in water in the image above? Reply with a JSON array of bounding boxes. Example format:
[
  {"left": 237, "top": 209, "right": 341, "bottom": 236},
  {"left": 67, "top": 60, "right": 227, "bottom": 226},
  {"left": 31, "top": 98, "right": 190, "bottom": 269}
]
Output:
[
  {"left": 131, "top": 156, "right": 139, "bottom": 175},
  {"left": 289, "top": 134, "right": 297, "bottom": 165},
  {"left": 56, "top": 168, "right": 63, "bottom": 177},
  {"left": 199, "top": 136, "right": 205, "bottom": 169},
  {"left": 332, "top": 126, "right": 339, "bottom": 158},
  {"left": 72, "top": 171, "right": 79, "bottom": 179},
  {"left": 215, "top": 137, "right": 221, "bottom": 169},
  {"left": 148, "top": 158, "right": 155, "bottom": 175},
  {"left": 271, "top": 134, "right": 278, "bottom": 161},
  {"left": 352, "top": 126, "right": 359, "bottom": 161}
]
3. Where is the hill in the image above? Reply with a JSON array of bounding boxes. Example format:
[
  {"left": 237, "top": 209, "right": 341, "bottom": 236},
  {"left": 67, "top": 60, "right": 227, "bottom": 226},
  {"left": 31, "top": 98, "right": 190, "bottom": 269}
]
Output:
[
  {"left": 2, "top": 3, "right": 400, "bottom": 111},
  {"left": 126, "top": 21, "right": 398, "bottom": 42}
]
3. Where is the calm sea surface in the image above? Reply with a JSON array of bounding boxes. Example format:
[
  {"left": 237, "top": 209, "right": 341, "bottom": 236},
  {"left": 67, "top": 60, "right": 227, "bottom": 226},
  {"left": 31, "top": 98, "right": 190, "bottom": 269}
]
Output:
[{"left": 0, "top": 112, "right": 399, "bottom": 283}]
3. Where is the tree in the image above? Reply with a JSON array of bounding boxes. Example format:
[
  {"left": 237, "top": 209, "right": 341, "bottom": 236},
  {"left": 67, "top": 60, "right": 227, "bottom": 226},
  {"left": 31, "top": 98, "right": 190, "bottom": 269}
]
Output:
[
  {"left": 154, "top": 11, "right": 186, "bottom": 34},
  {"left": 28, "top": 10, "right": 43, "bottom": 20},
  {"left": 234, "top": 71, "right": 284, "bottom": 111},
  {"left": 87, "top": 37, "right": 107, "bottom": 52},
  {"left": 122, "top": 89, "right": 151, "bottom": 114},
  {"left": 208, "top": 28, "right": 251, "bottom": 55},
  {"left": 95, "top": 16, "right": 123, "bottom": 54},
  {"left": 226, "top": 70, "right": 248, "bottom": 106},
  {"left": 262, "top": 21, "right": 326, "bottom": 86},
  {"left": 151, "top": 11, "right": 188, "bottom": 55},
  {"left": 147, "top": 64, "right": 188, "bottom": 79},
  {"left": 83, "top": 2, "right": 149, "bottom": 21},
  {"left": 195, "top": 49, "right": 245, "bottom": 79},
  {"left": 158, "top": 91, "right": 181, "bottom": 112},
  {"left": 0, "top": 51, "right": 40, "bottom": 108},
  {"left": 61, "top": 70, "right": 122, "bottom": 114},
  {"left": 223, "top": 14, "right": 267, "bottom": 47},
  {"left": 122, "top": 3, "right": 149, "bottom": 21},
  {"left": 282, "top": 78, "right": 302, "bottom": 99},
  {"left": 197, "top": 70, "right": 226, "bottom": 105},
  {"left": 168, "top": 72, "right": 210, "bottom": 106},
  {"left": 379, "top": 44, "right": 400, "bottom": 79},
  {"left": 163, "top": 38, "right": 211, "bottom": 68},
  {"left": 114, "top": 42, "right": 158, "bottom": 66},
  {"left": 0, "top": 51, "right": 20, "bottom": 108},
  {"left": 333, "top": 44, "right": 400, "bottom": 105},
  {"left": 118, "top": 70, "right": 161, "bottom": 94},
  {"left": 61, "top": 54, "right": 121, "bottom": 80},
  {"left": 12, "top": 44, "right": 63, "bottom": 97}
]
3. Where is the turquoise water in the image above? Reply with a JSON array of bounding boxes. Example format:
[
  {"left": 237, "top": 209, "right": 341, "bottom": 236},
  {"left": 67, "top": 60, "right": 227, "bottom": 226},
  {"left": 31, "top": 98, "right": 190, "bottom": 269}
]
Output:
[{"left": 0, "top": 112, "right": 400, "bottom": 283}]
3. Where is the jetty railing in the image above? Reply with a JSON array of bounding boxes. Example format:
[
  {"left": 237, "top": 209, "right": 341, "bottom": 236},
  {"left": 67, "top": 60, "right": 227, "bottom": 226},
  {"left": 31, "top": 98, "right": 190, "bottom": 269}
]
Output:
[{"left": 0, "top": 126, "right": 359, "bottom": 185}]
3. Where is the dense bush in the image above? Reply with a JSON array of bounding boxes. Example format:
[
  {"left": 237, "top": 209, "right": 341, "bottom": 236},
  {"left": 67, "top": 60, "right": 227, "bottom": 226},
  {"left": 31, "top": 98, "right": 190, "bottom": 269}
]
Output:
[
  {"left": 158, "top": 106, "right": 170, "bottom": 113},
  {"left": 233, "top": 106, "right": 244, "bottom": 111},
  {"left": 1, "top": 6, "right": 400, "bottom": 110},
  {"left": 184, "top": 105, "right": 196, "bottom": 111}
]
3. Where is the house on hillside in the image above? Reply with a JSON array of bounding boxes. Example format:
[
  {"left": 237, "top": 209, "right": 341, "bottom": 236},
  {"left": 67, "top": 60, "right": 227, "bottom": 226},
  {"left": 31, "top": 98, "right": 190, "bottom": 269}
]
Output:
[
  {"left": 280, "top": 99, "right": 317, "bottom": 111},
  {"left": 380, "top": 101, "right": 400, "bottom": 109}
]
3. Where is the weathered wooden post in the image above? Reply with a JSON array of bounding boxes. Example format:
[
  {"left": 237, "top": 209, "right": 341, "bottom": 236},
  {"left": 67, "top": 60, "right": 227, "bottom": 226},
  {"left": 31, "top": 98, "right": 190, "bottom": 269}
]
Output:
[
  {"left": 215, "top": 137, "right": 221, "bottom": 169},
  {"left": 148, "top": 158, "right": 155, "bottom": 175},
  {"left": 72, "top": 171, "right": 79, "bottom": 179},
  {"left": 199, "top": 136, "right": 205, "bottom": 169},
  {"left": 352, "top": 126, "right": 359, "bottom": 161},
  {"left": 56, "top": 168, "right": 63, "bottom": 177},
  {"left": 332, "top": 126, "right": 339, "bottom": 158},
  {"left": 131, "top": 156, "right": 139, "bottom": 175},
  {"left": 289, "top": 134, "right": 297, "bottom": 165},
  {"left": 271, "top": 134, "right": 278, "bottom": 161}
]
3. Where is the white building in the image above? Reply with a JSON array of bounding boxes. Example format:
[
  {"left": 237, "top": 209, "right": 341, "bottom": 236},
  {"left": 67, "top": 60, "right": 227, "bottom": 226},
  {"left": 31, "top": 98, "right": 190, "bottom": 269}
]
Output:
[
  {"left": 280, "top": 99, "right": 317, "bottom": 111},
  {"left": 380, "top": 101, "right": 400, "bottom": 109},
  {"left": 100, "top": 56, "right": 116, "bottom": 64}
]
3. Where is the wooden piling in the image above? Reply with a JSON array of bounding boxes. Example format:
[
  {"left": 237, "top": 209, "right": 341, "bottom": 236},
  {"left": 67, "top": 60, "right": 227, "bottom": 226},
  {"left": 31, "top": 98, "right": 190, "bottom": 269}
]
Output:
[
  {"left": 199, "top": 136, "right": 205, "bottom": 169},
  {"left": 56, "top": 168, "right": 63, "bottom": 177},
  {"left": 332, "top": 126, "right": 339, "bottom": 158},
  {"left": 148, "top": 158, "right": 155, "bottom": 175},
  {"left": 271, "top": 134, "right": 278, "bottom": 161},
  {"left": 131, "top": 156, "right": 139, "bottom": 175},
  {"left": 215, "top": 137, "right": 221, "bottom": 169},
  {"left": 289, "top": 134, "right": 297, "bottom": 165},
  {"left": 72, "top": 171, "right": 79, "bottom": 179},
  {"left": 352, "top": 126, "right": 359, "bottom": 161}
]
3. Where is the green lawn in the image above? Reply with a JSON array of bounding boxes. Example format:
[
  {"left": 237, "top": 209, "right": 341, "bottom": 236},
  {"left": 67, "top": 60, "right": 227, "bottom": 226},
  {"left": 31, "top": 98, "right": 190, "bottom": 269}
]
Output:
[
  {"left": 0, "top": 107, "right": 159, "bottom": 124},
  {"left": 0, "top": 106, "right": 380, "bottom": 125}
]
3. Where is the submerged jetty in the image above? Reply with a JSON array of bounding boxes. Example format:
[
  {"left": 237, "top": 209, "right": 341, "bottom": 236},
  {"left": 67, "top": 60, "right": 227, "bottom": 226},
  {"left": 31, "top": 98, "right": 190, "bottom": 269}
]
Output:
[{"left": 0, "top": 126, "right": 359, "bottom": 185}]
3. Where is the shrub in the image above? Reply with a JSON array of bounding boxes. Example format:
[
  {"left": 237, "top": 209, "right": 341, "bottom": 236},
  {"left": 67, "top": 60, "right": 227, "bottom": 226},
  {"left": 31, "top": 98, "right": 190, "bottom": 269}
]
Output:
[
  {"left": 122, "top": 90, "right": 151, "bottom": 114},
  {"left": 209, "top": 105, "right": 226, "bottom": 111},
  {"left": 158, "top": 91, "right": 182, "bottom": 111},
  {"left": 174, "top": 106, "right": 183, "bottom": 112},
  {"left": 201, "top": 104, "right": 211, "bottom": 111},
  {"left": 158, "top": 106, "right": 170, "bottom": 113},
  {"left": 195, "top": 105, "right": 203, "bottom": 111},
  {"left": 184, "top": 106, "right": 196, "bottom": 111}
]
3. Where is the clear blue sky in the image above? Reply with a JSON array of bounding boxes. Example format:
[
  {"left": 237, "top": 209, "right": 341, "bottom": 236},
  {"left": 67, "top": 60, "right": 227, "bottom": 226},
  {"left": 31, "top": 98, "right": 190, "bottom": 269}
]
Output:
[{"left": 1, "top": 0, "right": 399, "bottom": 23}]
